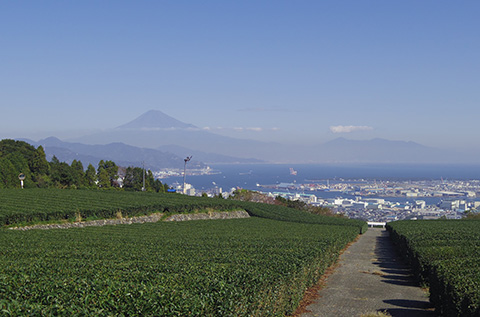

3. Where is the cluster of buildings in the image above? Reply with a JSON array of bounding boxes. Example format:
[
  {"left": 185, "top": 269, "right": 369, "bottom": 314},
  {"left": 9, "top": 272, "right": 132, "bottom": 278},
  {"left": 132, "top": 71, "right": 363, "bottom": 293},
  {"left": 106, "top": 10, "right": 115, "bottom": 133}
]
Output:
[
  {"left": 153, "top": 166, "right": 217, "bottom": 179},
  {"left": 174, "top": 183, "right": 227, "bottom": 198},
  {"left": 325, "top": 197, "right": 480, "bottom": 222},
  {"left": 261, "top": 179, "right": 480, "bottom": 199},
  {"left": 256, "top": 191, "right": 480, "bottom": 222},
  {"left": 257, "top": 179, "right": 480, "bottom": 222},
  {"left": 173, "top": 178, "right": 480, "bottom": 223}
]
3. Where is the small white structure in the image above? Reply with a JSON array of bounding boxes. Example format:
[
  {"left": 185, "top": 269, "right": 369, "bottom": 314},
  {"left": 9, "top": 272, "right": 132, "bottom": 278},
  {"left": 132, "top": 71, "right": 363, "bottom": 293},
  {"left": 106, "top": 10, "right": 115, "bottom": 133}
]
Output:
[{"left": 367, "top": 222, "right": 386, "bottom": 228}]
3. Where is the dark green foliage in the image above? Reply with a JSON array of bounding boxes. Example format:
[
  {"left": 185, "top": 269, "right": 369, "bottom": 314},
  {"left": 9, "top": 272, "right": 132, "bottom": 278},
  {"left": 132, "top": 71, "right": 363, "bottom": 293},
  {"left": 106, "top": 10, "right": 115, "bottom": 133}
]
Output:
[
  {"left": 0, "top": 139, "right": 169, "bottom": 192},
  {"left": 275, "top": 195, "right": 306, "bottom": 209},
  {"left": 230, "top": 189, "right": 276, "bottom": 203},
  {"left": 123, "top": 167, "right": 162, "bottom": 192},
  {"left": 464, "top": 210, "right": 480, "bottom": 219},
  {"left": 50, "top": 157, "right": 75, "bottom": 188},
  {"left": 387, "top": 220, "right": 480, "bottom": 316},
  {"left": 97, "top": 160, "right": 119, "bottom": 188},
  {"left": 275, "top": 197, "right": 334, "bottom": 216},
  {"left": 31, "top": 145, "right": 50, "bottom": 176},
  {"left": 0, "top": 139, "right": 39, "bottom": 171},
  {"left": 0, "top": 189, "right": 240, "bottom": 226},
  {"left": 0, "top": 157, "right": 18, "bottom": 188},
  {"left": 153, "top": 178, "right": 167, "bottom": 193},
  {"left": 242, "top": 201, "right": 367, "bottom": 234},
  {"left": 123, "top": 166, "right": 144, "bottom": 191},
  {"left": 70, "top": 160, "right": 85, "bottom": 188},
  {"left": 84, "top": 164, "right": 97, "bottom": 188},
  {"left": 0, "top": 140, "right": 50, "bottom": 188},
  {"left": 0, "top": 189, "right": 367, "bottom": 234},
  {"left": 0, "top": 189, "right": 367, "bottom": 315},
  {"left": 0, "top": 218, "right": 360, "bottom": 316}
]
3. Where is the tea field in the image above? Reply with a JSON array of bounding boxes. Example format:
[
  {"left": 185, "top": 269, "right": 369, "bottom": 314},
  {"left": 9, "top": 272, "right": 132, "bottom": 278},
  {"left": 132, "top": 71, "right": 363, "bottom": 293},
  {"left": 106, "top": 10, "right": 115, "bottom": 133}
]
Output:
[
  {"left": 0, "top": 189, "right": 367, "bottom": 232},
  {"left": 0, "top": 189, "right": 244, "bottom": 226},
  {"left": 387, "top": 219, "right": 480, "bottom": 317},
  {"left": 0, "top": 189, "right": 366, "bottom": 316}
]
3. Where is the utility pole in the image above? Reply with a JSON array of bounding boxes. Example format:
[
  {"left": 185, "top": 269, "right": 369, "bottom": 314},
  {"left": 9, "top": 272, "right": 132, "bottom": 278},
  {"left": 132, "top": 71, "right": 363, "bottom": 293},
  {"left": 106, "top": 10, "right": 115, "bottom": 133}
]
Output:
[
  {"left": 142, "top": 161, "right": 145, "bottom": 191},
  {"left": 183, "top": 156, "right": 192, "bottom": 194}
]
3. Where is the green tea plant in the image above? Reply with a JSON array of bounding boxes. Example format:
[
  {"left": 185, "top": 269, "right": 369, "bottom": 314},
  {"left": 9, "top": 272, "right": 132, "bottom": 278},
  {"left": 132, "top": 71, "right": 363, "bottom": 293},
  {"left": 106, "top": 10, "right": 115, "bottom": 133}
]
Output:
[
  {"left": 0, "top": 218, "right": 360, "bottom": 316},
  {"left": 0, "top": 189, "right": 243, "bottom": 226},
  {"left": 0, "top": 189, "right": 367, "bottom": 235},
  {"left": 0, "top": 188, "right": 366, "bottom": 315},
  {"left": 387, "top": 220, "right": 480, "bottom": 317}
]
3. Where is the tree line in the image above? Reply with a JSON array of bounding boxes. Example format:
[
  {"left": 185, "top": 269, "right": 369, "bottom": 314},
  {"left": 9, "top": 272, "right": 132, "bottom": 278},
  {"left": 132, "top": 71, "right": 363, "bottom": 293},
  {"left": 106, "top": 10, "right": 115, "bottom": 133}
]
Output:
[
  {"left": 0, "top": 139, "right": 169, "bottom": 192},
  {"left": 230, "top": 189, "right": 338, "bottom": 217}
]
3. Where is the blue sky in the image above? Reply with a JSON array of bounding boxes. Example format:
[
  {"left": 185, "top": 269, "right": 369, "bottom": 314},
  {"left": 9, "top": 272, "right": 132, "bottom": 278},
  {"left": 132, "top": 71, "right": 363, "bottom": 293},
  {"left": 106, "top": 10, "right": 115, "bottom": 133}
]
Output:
[{"left": 1, "top": 1, "right": 479, "bottom": 151}]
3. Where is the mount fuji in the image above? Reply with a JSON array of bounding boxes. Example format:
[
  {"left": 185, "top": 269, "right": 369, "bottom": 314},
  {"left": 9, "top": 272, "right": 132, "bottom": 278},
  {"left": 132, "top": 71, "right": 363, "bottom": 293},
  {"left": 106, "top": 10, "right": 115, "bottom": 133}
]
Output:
[{"left": 64, "top": 110, "right": 469, "bottom": 164}]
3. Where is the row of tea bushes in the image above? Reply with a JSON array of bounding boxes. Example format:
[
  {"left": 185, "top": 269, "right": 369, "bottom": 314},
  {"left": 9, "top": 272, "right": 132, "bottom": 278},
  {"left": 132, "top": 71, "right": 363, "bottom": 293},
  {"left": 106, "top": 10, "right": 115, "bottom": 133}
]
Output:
[
  {"left": 0, "top": 189, "right": 243, "bottom": 225},
  {"left": 387, "top": 220, "right": 480, "bottom": 316},
  {"left": 0, "top": 189, "right": 367, "bottom": 236},
  {"left": 1, "top": 217, "right": 361, "bottom": 315}
]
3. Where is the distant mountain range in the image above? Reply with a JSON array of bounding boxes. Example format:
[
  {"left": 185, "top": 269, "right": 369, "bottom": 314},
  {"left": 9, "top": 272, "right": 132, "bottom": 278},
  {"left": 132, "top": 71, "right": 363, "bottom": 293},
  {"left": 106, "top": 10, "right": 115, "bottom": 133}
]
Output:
[
  {"left": 15, "top": 110, "right": 473, "bottom": 167},
  {"left": 312, "top": 137, "right": 456, "bottom": 164},
  {"left": 158, "top": 144, "right": 264, "bottom": 164},
  {"left": 21, "top": 137, "right": 203, "bottom": 170},
  {"left": 69, "top": 110, "right": 275, "bottom": 162}
]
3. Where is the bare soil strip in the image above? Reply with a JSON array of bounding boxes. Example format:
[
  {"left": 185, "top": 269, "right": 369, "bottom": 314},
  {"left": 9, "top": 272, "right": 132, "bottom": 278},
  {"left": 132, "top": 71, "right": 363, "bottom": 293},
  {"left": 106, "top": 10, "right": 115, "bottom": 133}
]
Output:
[{"left": 300, "top": 228, "right": 437, "bottom": 317}]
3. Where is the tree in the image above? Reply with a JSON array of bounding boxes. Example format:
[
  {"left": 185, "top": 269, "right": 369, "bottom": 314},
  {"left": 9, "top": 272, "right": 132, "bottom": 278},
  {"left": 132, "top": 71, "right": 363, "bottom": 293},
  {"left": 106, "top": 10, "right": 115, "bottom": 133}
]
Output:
[
  {"left": 71, "top": 160, "right": 85, "bottom": 188},
  {"left": 0, "top": 139, "right": 41, "bottom": 188},
  {"left": 153, "top": 179, "right": 167, "bottom": 193},
  {"left": 0, "top": 157, "right": 18, "bottom": 188},
  {"left": 464, "top": 210, "right": 480, "bottom": 219},
  {"left": 97, "top": 160, "right": 118, "bottom": 187},
  {"left": 50, "top": 155, "right": 60, "bottom": 165},
  {"left": 230, "top": 189, "right": 276, "bottom": 204},
  {"left": 163, "top": 183, "right": 170, "bottom": 193},
  {"left": 123, "top": 167, "right": 143, "bottom": 191},
  {"left": 0, "top": 139, "right": 37, "bottom": 166},
  {"left": 31, "top": 146, "right": 50, "bottom": 176},
  {"left": 4, "top": 152, "right": 32, "bottom": 188},
  {"left": 97, "top": 168, "right": 111, "bottom": 189},
  {"left": 85, "top": 164, "right": 97, "bottom": 188},
  {"left": 123, "top": 167, "right": 165, "bottom": 192},
  {"left": 50, "top": 159, "right": 75, "bottom": 188},
  {"left": 146, "top": 170, "right": 155, "bottom": 191}
]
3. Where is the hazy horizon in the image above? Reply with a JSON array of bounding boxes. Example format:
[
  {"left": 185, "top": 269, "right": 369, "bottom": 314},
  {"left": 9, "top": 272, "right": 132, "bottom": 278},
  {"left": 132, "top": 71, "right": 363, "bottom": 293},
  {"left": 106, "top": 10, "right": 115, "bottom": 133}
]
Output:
[{"left": 2, "top": 2, "right": 479, "bottom": 154}]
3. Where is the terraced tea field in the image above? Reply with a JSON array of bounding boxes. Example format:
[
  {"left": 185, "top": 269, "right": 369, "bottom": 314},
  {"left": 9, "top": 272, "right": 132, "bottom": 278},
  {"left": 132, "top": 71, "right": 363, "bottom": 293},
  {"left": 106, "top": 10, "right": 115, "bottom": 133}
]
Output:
[
  {"left": 0, "top": 189, "right": 366, "bottom": 315},
  {"left": 0, "top": 189, "right": 247, "bottom": 226}
]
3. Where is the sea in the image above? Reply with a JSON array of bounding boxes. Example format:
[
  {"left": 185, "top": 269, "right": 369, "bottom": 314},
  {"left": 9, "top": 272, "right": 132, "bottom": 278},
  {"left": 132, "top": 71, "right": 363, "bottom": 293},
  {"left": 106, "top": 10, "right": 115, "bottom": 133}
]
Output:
[{"left": 163, "top": 163, "right": 480, "bottom": 205}]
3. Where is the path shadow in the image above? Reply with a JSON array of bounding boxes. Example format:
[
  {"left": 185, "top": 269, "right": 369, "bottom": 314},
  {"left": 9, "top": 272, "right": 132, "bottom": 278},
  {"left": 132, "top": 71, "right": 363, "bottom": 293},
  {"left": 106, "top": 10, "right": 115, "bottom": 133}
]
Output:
[
  {"left": 380, "top": 268, "right": 410, "bottom": 275},
  {"left": 380, "top": 307, "right": 437, "bottom": 317},
  {"left": 382, "top": 278, "right": 418, "bottom": 287},
  {"left": 372, "top": 230, "right": 437, "bottom": 316},
  {"left": 384, "top": 299, "right": 432, "bottom": 309}
]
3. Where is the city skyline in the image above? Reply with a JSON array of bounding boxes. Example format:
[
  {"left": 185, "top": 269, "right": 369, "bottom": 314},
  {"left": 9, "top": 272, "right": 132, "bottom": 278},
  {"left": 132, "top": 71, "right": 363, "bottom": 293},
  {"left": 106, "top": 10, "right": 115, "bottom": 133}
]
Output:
[{"left": 1, "top": 1, "right": 479, "bottom": 154}]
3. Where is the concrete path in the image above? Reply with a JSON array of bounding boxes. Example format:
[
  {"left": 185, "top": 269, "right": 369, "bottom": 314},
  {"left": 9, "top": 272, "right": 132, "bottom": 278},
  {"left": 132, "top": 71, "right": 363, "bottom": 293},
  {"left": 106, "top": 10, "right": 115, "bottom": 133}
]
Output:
[{"left": 301, "top": 228, "right": 437, "bottom": 317}]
